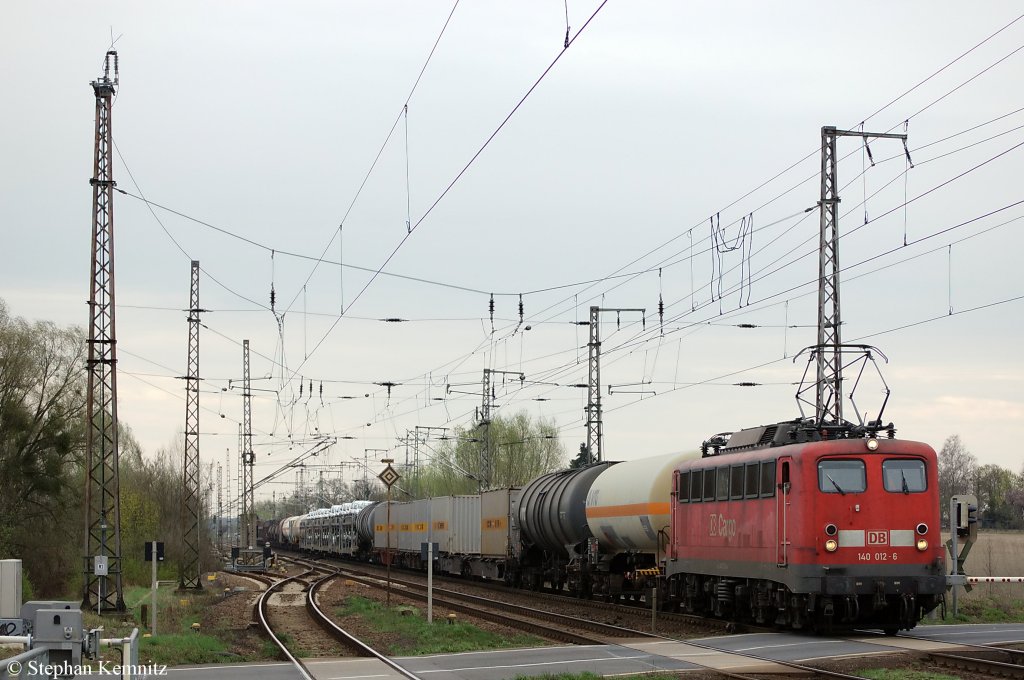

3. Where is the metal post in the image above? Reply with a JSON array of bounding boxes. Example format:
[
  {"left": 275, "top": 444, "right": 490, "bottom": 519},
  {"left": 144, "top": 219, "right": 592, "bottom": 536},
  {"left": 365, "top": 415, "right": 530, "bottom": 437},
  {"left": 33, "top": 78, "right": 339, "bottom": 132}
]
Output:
[
  {"left": 242, "top": 340, "right": 254, "bottom": 548},
  {"left": 180, "top": 260, "right": 203, "bottom": 589},
  {"left": 949, "top": 497, "right": 959, "bottom": 617},
  {"left": 151, "top": 541, "right": 158, "bottom": 636},
  {"left": 586, "top": 306, "right": 601, "bottom": 465},
  {"left": 386, "top": 492, "right": 392, "bottom": 608},
  {"left": 82, "top": 49, "right": 126, "bottom": 613},
  {"left": 651, "top": 587, "right": 656, "bottom": 633},
  {"left": 815, "top": 126, "right": 908, "bottom": 426},
  {"left": 585, "top": 307, "right": 645, "bottom": 464},
  {"left": 427, "top": 541, "right": 433, "bottom": 624},
  {"left": 480, "top": 369, "right": 492, "bottom": 487}
]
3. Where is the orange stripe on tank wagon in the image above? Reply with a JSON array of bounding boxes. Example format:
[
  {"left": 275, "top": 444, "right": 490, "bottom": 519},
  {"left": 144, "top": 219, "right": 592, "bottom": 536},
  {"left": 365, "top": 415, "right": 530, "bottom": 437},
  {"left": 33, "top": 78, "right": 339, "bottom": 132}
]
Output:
[{"left": 586, "top": 502, "right": 670, "bottom": 518}]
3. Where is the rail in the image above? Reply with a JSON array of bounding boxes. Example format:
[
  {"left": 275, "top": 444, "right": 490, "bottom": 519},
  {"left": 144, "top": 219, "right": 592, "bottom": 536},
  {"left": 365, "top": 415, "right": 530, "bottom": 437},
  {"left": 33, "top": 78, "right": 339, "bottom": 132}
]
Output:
[{"left": 306, "top": 572, "right": 421, "bottom": 679}]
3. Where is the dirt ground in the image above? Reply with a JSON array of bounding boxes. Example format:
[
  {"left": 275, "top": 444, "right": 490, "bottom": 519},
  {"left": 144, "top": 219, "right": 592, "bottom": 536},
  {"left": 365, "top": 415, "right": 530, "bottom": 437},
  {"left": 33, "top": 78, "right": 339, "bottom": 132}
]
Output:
[{"left": 200, "top": 571, "right": 269, "bottom": 660}]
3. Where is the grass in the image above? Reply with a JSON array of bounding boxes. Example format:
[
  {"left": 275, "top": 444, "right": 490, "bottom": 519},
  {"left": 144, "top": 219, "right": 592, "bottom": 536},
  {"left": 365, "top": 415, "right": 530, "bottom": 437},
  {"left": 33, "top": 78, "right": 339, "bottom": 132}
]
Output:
[
  {"left": 73, "top": 574, "right": 276, "bottom": 666},
  {"left": 513, "top": 675, "right": 681, "bottom": 680},
  {"left": 922, "top": 595, "right": 1024, "bottom": 625},
  {"left": 337, "top": 596, "right": 544, "bottom": 656},
  {"left": 857, "top": 670, "right": 960, "bottom": 680}
]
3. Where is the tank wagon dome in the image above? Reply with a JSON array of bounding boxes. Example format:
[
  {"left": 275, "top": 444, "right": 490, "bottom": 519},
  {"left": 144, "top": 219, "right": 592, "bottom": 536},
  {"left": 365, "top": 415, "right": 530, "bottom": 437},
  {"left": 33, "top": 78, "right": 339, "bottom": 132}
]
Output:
[
  {"left": 518, "top": 462, "right": 617, "bottom": 556},
  {"left": 586, "top": 450, "right": 699, "bottom": 553}
]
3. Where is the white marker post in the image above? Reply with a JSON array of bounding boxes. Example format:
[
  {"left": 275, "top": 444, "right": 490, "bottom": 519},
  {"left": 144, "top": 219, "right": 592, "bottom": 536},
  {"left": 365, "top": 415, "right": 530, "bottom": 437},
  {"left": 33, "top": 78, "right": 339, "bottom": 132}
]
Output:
[
  {"left": 151, "top": 541, "right": 158, "bottom": 636},
  {"left": 427, "top": 542, "right": 433, "bottom": 624}
]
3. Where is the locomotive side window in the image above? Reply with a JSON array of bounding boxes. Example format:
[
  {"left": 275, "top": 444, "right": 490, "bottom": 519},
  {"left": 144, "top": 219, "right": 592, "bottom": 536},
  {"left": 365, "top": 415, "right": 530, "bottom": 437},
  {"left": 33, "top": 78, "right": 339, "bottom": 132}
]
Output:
[
  {"left": 818, "top": 459, "right": 866, "bottom": 494},
  {"left": 717, "top": 467, "right": 730, "bottom": 500},
  {"left": 678, "top": 471, "right": 690, "bottom": 503},
  {"left": 703, "top": 467, "right": 716, "bottom": 501},
  {"left": 690, "top": 469, "right": 704, "bottom": 502},
  {"left": 744, "top": 463, "right": 759, "bottom": 498},
  {"left": 760, "top": 460, "right": 776, "bottom": 498},
  {"left": 730, "top": 465, "right": 744, "bottom": 500},
  {"left": 883, "top": 459, "right": 927, "bottom": 493}
]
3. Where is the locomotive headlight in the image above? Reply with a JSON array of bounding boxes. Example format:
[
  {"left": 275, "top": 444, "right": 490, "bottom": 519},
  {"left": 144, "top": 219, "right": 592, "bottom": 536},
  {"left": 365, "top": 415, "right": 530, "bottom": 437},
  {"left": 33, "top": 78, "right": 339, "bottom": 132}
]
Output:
[
  {"left": 825, "top": 539, "right": 839, "bottom": 552},
  {"left": 866, "top": 438, "right": 879, "bottom": 451},
  {"left": 916, "top": 538, "right": 928, "bottom": 551}
]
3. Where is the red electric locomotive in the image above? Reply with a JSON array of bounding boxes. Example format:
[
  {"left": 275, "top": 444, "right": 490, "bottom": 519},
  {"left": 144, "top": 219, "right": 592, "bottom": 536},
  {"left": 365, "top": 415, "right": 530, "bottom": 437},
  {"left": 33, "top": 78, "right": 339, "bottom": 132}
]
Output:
[{"left": 666, "top": 419, "right": 945, "bottom": 633}]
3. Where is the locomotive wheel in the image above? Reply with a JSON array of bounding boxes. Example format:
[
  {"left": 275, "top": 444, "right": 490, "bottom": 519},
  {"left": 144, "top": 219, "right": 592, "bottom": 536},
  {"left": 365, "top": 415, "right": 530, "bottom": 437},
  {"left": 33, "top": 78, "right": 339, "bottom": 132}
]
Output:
[{"left": 883, "top": 626, "right": 899, "bottom": 636}]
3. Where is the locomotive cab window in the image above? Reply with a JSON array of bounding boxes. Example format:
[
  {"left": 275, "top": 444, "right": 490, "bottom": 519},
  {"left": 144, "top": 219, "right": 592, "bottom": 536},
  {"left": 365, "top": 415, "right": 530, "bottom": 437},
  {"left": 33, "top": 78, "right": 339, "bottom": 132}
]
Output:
[
  {"left": 677, "top": 471, "right": 690, "bottom": 503},
  {"left": 818, "top": 459, "right": 866, "bottom": 494},
  {"left": 759, "top": 460, "right": 776, "bottom": 498},
  {"left": 883, "top": 459, "right": 927, "bottom": 493},
  {"left": 717, "top": 467, "right": 730, "bottom": 501},
  {"left": 690, "top": 469, "right": 704, "bottom": 502},
  {"left": 744, "top": 462, "right": 759, "bottom": 498},
  {"left": 703, "top": 468, "right": 716, "bottom": 501},
  {"left": 730, "top": 465, "right": 744, "bottom": 500}
]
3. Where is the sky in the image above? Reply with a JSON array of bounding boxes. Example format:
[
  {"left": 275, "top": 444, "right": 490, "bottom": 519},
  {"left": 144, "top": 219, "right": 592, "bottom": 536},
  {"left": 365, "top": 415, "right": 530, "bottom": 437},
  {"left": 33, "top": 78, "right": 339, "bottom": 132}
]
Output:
[{"left": 3, "top": 1, "right": 1024, "bottom": 507}]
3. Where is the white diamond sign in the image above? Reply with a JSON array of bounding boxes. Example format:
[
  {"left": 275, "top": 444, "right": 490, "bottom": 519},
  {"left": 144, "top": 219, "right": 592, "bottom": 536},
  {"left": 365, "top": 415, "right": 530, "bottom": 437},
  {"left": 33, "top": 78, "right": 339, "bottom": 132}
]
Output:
[{"left": 378, "top": 464, "right": 400, "bottom": 488}]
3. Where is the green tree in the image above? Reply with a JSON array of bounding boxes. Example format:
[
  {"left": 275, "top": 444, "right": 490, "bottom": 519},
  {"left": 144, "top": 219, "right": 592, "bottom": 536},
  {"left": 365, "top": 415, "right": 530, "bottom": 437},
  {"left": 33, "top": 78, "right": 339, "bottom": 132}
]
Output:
[
  {"left": 975, "top": 464, "right": 1021, "bottom": 530},
  {"left": 413, "top": 412, "right": 565, "bottom": 497},
  {"left": 0, "top": 300, "right": 86, "bottom": 595}
]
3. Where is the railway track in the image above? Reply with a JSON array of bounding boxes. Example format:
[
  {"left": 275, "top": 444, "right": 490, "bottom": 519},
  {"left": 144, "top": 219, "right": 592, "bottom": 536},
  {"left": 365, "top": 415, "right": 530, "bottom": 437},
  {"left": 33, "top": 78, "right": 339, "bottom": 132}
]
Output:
[
  {"left": 921, "top": 650, "right": 1024, "bottom": 678},
  {"left": 284, "top": 550, "right": 738, "bottom": 636},
  {"left": 273, "top": 554, "right": 1024, "bottom": 680},
  {"left": 251, "top": 563, "right": 420, "bottom": 680},
  {"left": 286, "top": 556, "right": 624, "bottom": 645}
]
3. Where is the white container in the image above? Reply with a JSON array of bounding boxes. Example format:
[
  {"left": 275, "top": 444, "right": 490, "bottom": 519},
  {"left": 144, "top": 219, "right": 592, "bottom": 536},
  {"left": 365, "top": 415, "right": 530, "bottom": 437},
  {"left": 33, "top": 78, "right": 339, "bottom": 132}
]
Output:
[
  {"left": 0, "top": 559, "right": 23, "bottom": 618},
  {"left": 481, "top": 488, "right": 519, "bottom": 558},
  {"left": 450, "top": 495, "right": 481, "bottom": 556},
  {"left": 430, "top": 496, "right": 452, "bottom": 553},
  {"left": 399, "top": 499, "right": 431, "bottom": 553}
]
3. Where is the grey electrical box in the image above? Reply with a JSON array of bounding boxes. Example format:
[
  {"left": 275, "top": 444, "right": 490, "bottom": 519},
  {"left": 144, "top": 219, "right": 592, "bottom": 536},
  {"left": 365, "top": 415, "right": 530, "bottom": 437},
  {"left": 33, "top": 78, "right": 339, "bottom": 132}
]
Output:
[
  {"left": 33, "top": 607, "right": 84, "bottom": 667},
  {"left": 0, "top": 559, "right": 22, "bottom": 618},
  {"left": 20, "top": 601, "right": 77, "bottom": 636}
]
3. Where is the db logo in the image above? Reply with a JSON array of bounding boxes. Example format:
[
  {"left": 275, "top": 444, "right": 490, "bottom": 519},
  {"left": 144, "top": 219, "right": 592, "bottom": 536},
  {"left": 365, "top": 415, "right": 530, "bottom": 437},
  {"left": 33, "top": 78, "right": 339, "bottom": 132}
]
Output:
[{"left": 868, "top": 531, "right": 888, "bottom": 545}]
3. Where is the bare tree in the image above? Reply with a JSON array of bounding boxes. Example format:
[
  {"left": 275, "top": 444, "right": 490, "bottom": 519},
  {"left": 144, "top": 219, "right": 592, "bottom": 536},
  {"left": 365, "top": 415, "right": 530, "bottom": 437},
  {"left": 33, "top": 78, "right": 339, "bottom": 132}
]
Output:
[{"left": 937, "top": 434, "right": 977, "bottom": 525}]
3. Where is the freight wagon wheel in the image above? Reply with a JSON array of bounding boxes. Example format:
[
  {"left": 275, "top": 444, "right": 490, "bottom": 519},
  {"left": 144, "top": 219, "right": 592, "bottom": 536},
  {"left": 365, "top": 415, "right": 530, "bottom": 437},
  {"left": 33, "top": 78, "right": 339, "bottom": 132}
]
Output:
[{"left": 883, "top": 626, "right": 899, "bottom": 636}]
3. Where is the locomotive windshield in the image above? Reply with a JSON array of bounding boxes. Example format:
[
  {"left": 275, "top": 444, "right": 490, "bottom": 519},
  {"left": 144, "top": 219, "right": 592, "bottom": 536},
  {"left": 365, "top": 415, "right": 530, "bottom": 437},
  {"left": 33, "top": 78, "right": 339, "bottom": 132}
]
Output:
[
  {"left": 817, "top": 459, "right": 866, "bottom": 494},
  {"left": 882, "top": 459, "right": 927, "bottom": 493}
]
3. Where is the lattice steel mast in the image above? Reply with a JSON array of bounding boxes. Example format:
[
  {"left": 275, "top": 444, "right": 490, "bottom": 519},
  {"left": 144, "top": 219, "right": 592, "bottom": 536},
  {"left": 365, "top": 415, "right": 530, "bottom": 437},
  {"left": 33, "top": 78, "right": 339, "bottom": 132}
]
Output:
[
  {"left": 82, "top": 50, "right": 126, "bottom": 613},
  {"left": 815, "top": 126, "right": 907, "bottom": 426},
  {"left": 179, "top": 260, "right": 203, "bottom": 589},
  {"left": 585, "top": 306, "right": 644, "bottom": 464},
  {"left": 477, "top": 369, "right": 523, "bottom": 488},
  {"left": 241, "top": 340, "right": 255, "bottom": 547},
  {"left": 216, "top": 462, "right": 223, "bottom": 554}
]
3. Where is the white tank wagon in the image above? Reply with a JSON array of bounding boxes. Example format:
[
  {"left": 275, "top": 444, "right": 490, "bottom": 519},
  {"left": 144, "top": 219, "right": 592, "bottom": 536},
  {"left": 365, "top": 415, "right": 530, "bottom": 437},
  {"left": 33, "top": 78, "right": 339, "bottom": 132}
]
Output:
[
  {"left": 585, "top": 451, "right": 700, "bottom": 554},
  {"left": 582, "top": 450, "right": 699, "bottom": 597}
]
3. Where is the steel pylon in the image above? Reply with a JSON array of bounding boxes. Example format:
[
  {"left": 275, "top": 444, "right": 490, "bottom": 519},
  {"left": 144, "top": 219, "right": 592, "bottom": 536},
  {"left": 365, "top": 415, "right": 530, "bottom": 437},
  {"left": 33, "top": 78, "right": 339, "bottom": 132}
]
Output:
[
  {"left": 241, "top": 340, "right": 255, "bottom": 547},
  {"left": 82, "top": 50, "right": 126, "bottom": 613},
  {"left": 179, "top": 260, "right": 203, "bottom": 589}
]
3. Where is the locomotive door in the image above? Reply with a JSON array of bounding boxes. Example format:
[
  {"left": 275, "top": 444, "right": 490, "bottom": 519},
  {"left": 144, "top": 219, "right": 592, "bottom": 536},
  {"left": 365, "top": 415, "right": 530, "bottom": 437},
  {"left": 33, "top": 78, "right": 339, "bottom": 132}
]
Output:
[{"left": 776, "top": 457, "right": 792, "bottom": 567}]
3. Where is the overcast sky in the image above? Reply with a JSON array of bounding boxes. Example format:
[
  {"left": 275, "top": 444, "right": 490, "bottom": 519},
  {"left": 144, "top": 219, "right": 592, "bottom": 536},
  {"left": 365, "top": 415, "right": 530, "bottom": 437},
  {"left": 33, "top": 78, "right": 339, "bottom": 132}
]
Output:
[{"left": 4, "top": 2, "right": 1023, "bottom": 504}]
